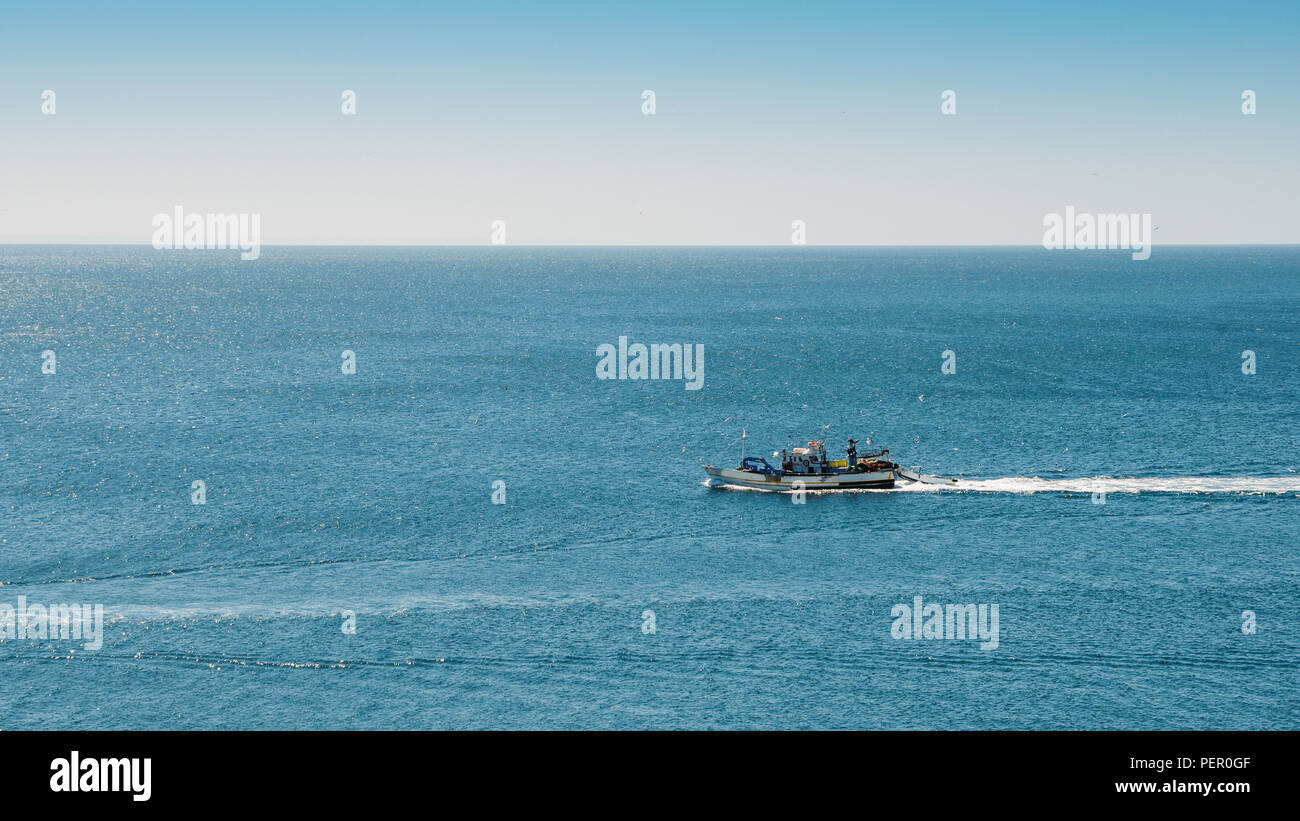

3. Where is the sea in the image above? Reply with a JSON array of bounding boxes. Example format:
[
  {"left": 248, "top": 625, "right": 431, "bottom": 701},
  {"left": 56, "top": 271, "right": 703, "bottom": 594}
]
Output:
[{"left": 1, "top": 245, "right": 1296, "bottom": 729}]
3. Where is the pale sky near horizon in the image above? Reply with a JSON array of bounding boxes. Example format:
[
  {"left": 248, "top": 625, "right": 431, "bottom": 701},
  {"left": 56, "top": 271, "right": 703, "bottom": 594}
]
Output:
[{"left": 2, "top": 1, "right": 1297, "bottom": 245}]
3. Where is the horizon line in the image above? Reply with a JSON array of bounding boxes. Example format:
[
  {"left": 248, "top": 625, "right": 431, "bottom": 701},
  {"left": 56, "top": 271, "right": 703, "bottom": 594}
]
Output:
[{"left": 2, "top": 242, "right": 1299, "bottom": 249}]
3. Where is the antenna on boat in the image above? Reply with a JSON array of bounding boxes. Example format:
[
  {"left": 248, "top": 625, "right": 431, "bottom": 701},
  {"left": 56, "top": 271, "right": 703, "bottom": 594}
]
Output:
[{"left": 741, "top": 427, "right": 746, "bottom": 462}]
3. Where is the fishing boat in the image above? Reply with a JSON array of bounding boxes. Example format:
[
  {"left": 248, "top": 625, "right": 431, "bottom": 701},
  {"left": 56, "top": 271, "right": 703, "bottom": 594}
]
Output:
[{"left": 702, "top": 430, "right": 957, "bottom": 491}]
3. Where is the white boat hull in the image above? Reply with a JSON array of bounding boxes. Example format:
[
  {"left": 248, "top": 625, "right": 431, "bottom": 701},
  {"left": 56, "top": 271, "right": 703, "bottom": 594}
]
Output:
[{"left": 704, "top": 466, "right": 896, "bottom": 491}]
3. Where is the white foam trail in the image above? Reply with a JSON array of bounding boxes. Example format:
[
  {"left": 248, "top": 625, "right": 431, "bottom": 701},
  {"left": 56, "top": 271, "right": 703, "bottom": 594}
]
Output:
[
  {"left": 705, "top": 476, "right": 1300, "bottom": 495},
  {"left": 892, "top": 476, "right": 1300, "bottom": 495}
]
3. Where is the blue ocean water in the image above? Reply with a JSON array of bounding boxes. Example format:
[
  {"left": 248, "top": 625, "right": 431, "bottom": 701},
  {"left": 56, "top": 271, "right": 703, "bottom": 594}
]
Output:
[{"left": 0, "top": 245, "right": 1296, "bottom": 730}]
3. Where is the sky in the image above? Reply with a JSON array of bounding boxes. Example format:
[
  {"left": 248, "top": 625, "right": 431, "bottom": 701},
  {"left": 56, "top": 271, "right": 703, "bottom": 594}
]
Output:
[{"left": 1, "top": 0, "right": 1297, "bottom": 245}]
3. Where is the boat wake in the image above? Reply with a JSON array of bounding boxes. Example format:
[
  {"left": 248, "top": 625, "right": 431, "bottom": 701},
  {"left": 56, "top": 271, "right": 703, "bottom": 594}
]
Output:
[
  {"left": 915, "top": 476, "right": 1300, "bottom": 495},
  {"left": 705, "top": 476, "right": 1300, "bottom": 495}
]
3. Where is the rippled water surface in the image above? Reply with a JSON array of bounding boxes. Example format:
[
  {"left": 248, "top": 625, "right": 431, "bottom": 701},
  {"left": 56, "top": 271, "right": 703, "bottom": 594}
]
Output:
[{"left": 1, "top": 246, "right": 1296, "bottom": 729}]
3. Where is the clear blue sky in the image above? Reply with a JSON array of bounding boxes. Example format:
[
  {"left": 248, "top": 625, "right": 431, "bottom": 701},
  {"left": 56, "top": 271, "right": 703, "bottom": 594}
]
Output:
[{"left": 2, "top": 0, "right": 1297, "bottom": 244}]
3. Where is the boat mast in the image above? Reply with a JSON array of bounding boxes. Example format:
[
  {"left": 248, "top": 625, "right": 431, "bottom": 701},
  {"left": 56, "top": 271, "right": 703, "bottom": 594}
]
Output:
[{"left": 741, "top": 427, "right": 746, "bottom": 462}]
